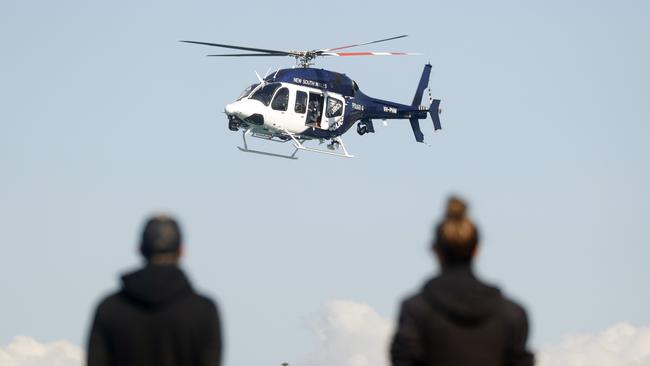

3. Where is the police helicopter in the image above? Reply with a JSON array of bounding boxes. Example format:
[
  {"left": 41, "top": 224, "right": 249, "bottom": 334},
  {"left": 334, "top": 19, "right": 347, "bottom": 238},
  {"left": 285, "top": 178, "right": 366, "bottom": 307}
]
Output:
[{"left": 182, "top": 35, "right": 441, "bottom": 159}]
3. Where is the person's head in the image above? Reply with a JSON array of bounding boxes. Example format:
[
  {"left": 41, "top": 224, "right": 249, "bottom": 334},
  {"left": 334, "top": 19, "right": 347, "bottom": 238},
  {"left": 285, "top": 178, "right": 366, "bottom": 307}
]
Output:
[
  {"left": 139, "top": 214, "right": 183, "bottom": 265},
  {"left": 432, "top": 196, "right": 480, "bottom": 267}
]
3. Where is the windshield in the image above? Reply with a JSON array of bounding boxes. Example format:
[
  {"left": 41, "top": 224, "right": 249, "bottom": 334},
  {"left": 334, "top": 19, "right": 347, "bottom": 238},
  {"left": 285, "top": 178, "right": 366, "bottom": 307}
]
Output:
[
  {"left": 250, "top": 83, "right": 281, "bottom": 106},
  {"left": 237, "top": 83, "right": 259, "bottom": 100}
]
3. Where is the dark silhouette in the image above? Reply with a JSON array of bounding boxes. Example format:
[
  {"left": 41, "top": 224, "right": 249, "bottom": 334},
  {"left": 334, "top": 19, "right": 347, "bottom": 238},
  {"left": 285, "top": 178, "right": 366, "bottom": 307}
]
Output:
[
  {"left": 390, "top": 197, "right": 534, "bottom": 366},
  {"left": 87, "top": 214, "right": 222, "bottom": 366}
]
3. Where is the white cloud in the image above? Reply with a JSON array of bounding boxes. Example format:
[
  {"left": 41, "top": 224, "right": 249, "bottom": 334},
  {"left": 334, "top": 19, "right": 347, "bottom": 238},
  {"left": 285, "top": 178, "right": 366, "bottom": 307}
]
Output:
[
  {"left": 305, "top": 301, "right": 650, "bottom": 366},
  {"left": 4, "top": 313, "right": 650, "bottom": 366},
  {"left": 304, "top": 300, "right": 393, "bottom": 366},
  {"left": 0, "top": 336, "right": 83, "bottom": 366},
  {"left": 538, "top": 322, "right": 650, "bottom": 366}
]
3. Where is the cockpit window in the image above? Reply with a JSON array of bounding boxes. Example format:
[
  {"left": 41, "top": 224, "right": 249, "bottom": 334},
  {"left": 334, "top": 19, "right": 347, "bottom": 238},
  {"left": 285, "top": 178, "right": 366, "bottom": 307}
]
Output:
[
  {"left": 250, "top": 83, "right": 281, "bottom": 106},
  {"left": 326, "top": 97, "right": 343, "bottom": 118},
  {"left": 237, "top": 83, "right": 259, "bottom": 100},
  {"left": 271, "top": 87, "right": 289, "bottom": 111}
]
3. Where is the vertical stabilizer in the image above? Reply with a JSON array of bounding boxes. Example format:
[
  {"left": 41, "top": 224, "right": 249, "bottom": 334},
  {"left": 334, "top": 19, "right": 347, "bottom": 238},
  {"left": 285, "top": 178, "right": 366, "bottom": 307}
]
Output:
[{"left": 412, "top": 63, "right": 432, "bottom": 107}]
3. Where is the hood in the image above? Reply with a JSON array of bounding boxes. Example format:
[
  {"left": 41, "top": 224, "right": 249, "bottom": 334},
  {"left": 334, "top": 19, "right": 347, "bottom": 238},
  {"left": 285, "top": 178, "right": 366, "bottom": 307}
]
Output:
[
  {"left": 121, "top": 265, "right": 193, "bottom": 307},
  {"left": 422, "top": 266, "right": 502, "bottom": 324}
]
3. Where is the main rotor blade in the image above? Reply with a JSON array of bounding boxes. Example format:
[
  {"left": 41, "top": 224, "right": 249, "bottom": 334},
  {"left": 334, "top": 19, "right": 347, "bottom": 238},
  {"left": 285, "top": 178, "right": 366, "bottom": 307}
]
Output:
[
  {"left": 321, "top": 51, "right": 421, "bottom": 57},
  {"left": 180, "top": 40, "right": 288, "bottom": 54},
  {"left": 318, "top": 35, "right": 408, "bottom": 52},
  {"left": 206, "top": 53, "right": 289, "bottom": 57}
]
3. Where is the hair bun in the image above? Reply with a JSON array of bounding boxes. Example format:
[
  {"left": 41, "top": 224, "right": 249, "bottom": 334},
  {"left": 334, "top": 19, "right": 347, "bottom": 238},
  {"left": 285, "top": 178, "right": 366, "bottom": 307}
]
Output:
[{"left": 446, "top": 196, "right": 467, "bottom": 220}]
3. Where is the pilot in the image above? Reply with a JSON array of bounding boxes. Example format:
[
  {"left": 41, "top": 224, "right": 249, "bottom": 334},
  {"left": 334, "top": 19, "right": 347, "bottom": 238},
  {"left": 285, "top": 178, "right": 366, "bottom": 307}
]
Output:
[{"left": 274, "top": 90, "right": 289, "bottom": 110}]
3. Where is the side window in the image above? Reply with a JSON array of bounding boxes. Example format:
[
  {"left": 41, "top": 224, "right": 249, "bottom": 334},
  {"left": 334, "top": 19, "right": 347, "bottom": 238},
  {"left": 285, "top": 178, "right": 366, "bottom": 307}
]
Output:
[
  {"left": 295, "top": 91, "right": 307, "bottom": 114},
  {"left": 326, "top": 97, "right": 343, "bottom": 118},
  {"left": 251, "top": 83, "right": 281, "bottom": 106},
  {"left": 271, "top": 87, "right": 289, "bottom": 111}
]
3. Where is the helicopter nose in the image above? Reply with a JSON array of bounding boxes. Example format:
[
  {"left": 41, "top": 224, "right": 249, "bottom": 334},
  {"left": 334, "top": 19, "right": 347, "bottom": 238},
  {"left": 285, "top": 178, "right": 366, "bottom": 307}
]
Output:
[{"left": 225, "top": 103, "right": 236, "bottom": 115}]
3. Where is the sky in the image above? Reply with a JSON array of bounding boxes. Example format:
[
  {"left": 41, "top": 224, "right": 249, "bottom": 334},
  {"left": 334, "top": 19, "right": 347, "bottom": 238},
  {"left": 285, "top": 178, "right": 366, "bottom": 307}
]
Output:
[{"left": 1, "top": 0, "right": 649, "bottom": 365}]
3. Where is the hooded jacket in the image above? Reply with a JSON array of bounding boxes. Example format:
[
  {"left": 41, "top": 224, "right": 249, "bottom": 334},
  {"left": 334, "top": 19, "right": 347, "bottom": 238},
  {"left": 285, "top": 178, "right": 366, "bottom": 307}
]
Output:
[
  {"left": 390, "top": 265, "right": 533, "bottom": 366},
  {"left": 87, "top": 265, "right": 222, "bottom": 366}
]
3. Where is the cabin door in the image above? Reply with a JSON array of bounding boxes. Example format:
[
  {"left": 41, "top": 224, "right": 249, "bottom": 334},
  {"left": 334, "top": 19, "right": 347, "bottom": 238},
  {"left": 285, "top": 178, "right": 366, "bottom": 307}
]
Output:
[{"left": 305, "top": 92, "right": 325, "bottom": 129}]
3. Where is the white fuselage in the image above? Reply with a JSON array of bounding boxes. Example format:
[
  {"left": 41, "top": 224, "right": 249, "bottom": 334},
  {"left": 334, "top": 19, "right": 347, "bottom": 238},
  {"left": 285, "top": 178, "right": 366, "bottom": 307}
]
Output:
[{"left": 225, "top": 82, "right": 346, "bottom": 136}]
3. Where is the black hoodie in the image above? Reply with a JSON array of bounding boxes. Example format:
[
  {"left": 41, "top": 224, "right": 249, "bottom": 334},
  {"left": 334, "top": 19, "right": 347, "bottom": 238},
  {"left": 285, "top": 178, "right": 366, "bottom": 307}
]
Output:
[
  {"left": 87, "top": 265, "right": 222, "bottom": 366},
  {"left": 390, "top": 266, "right": 534, "bottom": 366}
]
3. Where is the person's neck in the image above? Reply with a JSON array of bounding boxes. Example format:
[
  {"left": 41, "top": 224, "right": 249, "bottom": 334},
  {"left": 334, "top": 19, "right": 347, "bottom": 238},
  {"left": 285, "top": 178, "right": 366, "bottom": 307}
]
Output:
[
  {"left": 147, "top": 254, "right": 180, "bottom": 266},
  {"left": 440, "top": 261, "right": 473, "bottom": 273}
]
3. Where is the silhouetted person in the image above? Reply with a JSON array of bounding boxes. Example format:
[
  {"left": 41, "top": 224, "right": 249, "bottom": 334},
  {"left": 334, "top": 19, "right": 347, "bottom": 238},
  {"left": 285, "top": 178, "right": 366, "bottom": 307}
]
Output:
[
  {"left": 87, "top": 214, "right": 222, "bottom": 366},
  {"left": 390, "top": 197, "right": 534, "bottom": 366}
]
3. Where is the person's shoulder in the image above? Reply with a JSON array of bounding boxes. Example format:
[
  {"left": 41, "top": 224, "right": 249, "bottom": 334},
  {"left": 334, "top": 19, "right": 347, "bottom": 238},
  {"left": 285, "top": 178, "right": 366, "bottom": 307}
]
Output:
[
  {"left": 187, "top": 290, "right": 220, "bottom": 312},
  {"left": 401, "top": 291, "right": 424, "bottom": 307},
  {"left": 91, "top": 290, "right": 125, "bottom": 318},
  {"left": 400, "top": 275, "right": 443, "bottom": 307},
  {"left": 499, "top": 295, "right": 529, "bottom": 326},
  {"left": 398, "top": 288, "right": 431, "bottom": 319},
  {"left": 96, "top": 289, "right": 120, "bottom": 305}
]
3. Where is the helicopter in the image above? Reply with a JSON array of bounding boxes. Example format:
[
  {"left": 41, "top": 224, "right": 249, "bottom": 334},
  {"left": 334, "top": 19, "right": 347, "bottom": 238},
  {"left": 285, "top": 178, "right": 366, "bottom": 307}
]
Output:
[{"left": 182, "top": 35, "right": 441, "bottom": 159}]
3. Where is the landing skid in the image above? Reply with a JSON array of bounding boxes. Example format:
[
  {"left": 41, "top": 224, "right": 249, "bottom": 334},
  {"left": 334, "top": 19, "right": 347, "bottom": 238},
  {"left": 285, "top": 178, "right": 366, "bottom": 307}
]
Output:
[
  {"left": 238, "top": 129, "right": 298, "bottom": 160},
  {"left": 285, "top": 129, "right": 353, "bottom": 158},
  {"left": 237, "top": 129, "right": 354, "bottom": 159}
]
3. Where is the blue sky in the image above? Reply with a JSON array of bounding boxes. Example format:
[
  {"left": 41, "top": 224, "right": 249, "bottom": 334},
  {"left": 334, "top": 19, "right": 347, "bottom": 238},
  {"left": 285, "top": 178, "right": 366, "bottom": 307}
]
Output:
[{"left": 1, "top": 0, "right": 649, "bottom": 365}]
